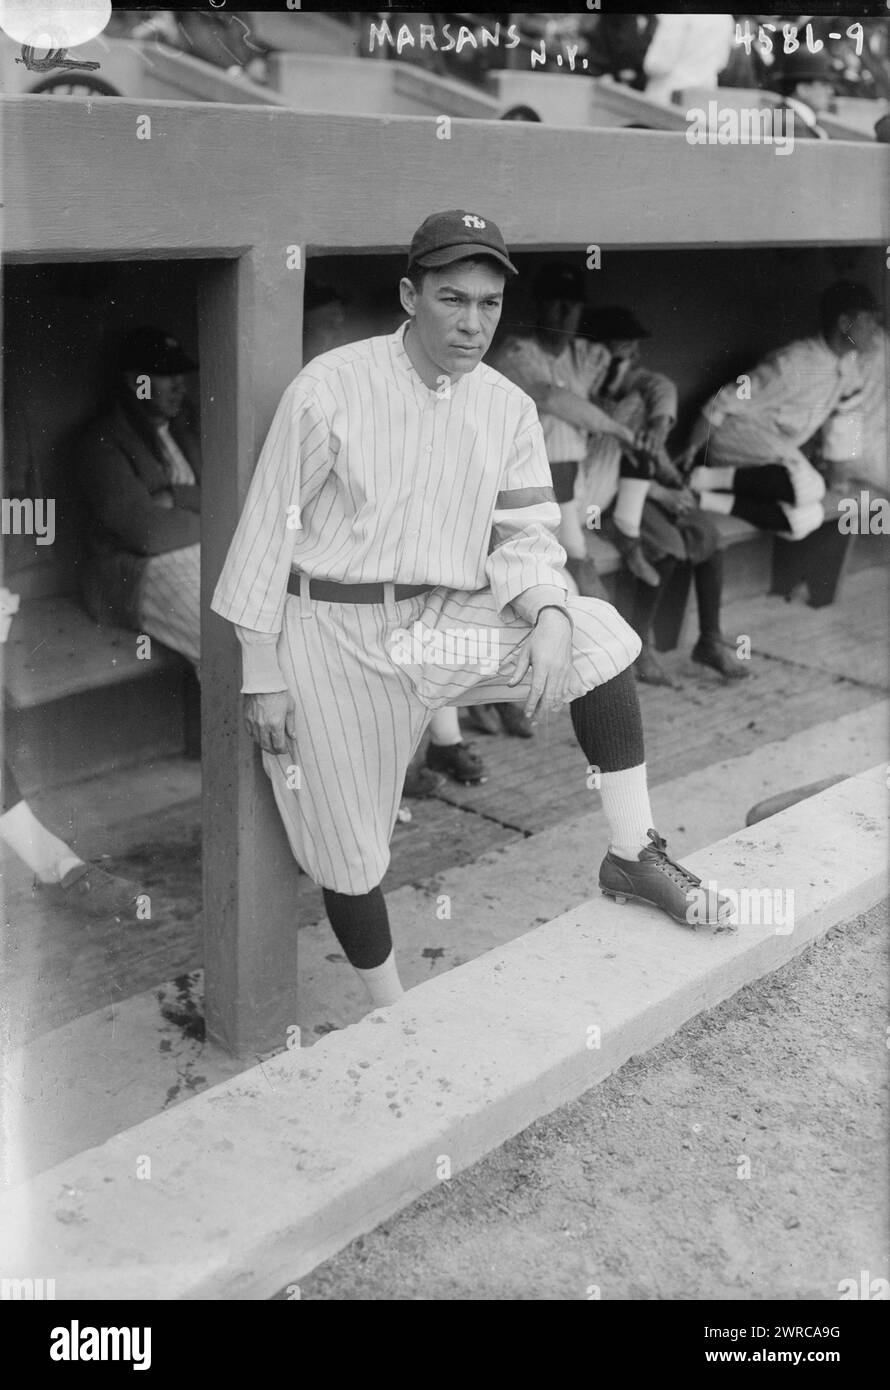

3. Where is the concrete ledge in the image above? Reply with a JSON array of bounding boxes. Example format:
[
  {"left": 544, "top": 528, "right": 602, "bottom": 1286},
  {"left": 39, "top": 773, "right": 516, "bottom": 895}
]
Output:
[{"left": 1, "top": 767, "right": 885, "bottom": 1299}]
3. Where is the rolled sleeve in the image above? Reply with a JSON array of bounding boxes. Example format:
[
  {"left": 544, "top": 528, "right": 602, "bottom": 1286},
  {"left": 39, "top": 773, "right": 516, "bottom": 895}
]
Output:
[{"left": 485, "top": 405, "right": 568, "bottom": 616}]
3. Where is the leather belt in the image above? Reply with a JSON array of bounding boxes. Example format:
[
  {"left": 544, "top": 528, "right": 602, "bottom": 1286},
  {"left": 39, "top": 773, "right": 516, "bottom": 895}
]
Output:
[{"left": 287, "top": 572, "right": 433, "bottom": 604}]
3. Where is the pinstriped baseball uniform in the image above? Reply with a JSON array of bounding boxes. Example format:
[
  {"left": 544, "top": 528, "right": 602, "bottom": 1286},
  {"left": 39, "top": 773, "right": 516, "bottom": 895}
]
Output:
[
  {"left": 702, "top": 336, "right": 861, "bottom": 527},
  {"left": 212, "top": 322, "right": 640, "bottom": 893}
]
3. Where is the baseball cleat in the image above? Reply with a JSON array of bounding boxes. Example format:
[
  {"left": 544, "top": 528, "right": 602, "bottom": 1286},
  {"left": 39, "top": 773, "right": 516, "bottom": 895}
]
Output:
[
  {"left": 36, "top": 861, "right": 142, "bottom": 921},
  {"left": 691, "top": 636, "right": 750, "bottom": 680},
  {"left": 634, "top": 645, "right": 679, "bottom": 688},
  {"left": 462, "top": 703, "right": 502, "bottom": 736},
  {"left": 402, "top": 765, "right": 444, "bottom": 798},
  {"left": 426, "top": 739, "right": 487, "bottom": 785},
  {"left": 495, "top": 703, "right": 535, "bottom": 738},
  {"left": 610, "top": 530, "right": 661, "bottom": 588},
  {"left": 599, "top": 829, "right": 734, "bottom": 930},
  {"left": 564, "top": 555, "right": 608, "bottom": 600}
]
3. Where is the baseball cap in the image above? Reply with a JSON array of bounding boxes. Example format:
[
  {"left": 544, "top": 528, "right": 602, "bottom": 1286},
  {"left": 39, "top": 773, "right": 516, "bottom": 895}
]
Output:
[
  {"left": 120, "top": 327, "right": 197, "bottom": 375},
  {"left": 583, "top": 306, "right": 652, "bottom": 342},
  {"left": 533, "top": 262, "right": 585, "bottom": 303},
  {"left": 408, "top": 210, "right": 518, "bottom": 276}
]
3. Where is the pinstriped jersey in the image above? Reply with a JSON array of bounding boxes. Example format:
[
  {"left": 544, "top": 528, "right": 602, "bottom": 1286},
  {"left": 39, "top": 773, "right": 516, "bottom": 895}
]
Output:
[
  {"left": 490, "top": 333, "right": 611, "bottom": 462},
  {"left": 212, "top": 321, "right": 568, "bottom": 635}
]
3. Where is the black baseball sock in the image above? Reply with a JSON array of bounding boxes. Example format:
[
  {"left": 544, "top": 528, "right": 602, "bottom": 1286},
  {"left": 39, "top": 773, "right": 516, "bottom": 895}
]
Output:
[
  {"left": 322, "top": 884, "right": 393, "bottom": 969},
  {"left": 631, "top": 556, "right": 677, "bottom": 643},
  {"left": 693, "top": 550, "right": 724, "bottom": 639},
  {"left": 731, "top": 496, "right": 790, "bottom": 532},
  {"left": 569, "top": 667, "right": 645, "bottom": 772},
  {"left": 732, "top": 463, "right": 796, "bottom": 503}
]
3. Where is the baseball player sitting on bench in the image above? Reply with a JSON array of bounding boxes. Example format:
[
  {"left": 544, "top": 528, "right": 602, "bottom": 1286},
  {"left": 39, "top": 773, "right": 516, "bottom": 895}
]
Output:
[{"left": 212, "top": 211, "right": 732, "bottom": 1009}]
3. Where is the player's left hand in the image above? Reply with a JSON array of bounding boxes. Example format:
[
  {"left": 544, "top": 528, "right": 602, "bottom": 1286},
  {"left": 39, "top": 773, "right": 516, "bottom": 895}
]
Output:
[
  {"left": 504, "top": 609, "right": 574, "bottom": 721},
  {"left": 635, "top": 415, "right": 671, "bottom": 458}
]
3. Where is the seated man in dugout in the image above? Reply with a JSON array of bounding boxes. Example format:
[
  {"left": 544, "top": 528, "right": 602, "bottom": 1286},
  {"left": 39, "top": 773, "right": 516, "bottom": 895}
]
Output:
[
  {"left": 678, "top": 282, "right": 879, "bottom": 543},
  {"left": 578, "top": 306, "right": 748, "bottom": 687},
  {"left": 820, "top": 326, "right": 889, "bottom": 505},
  {"left": 75, "top": 327, "right": 202, "bottom": 674},
  {"left": 490, "top": 262, "right": 660, "bottom": 600}
]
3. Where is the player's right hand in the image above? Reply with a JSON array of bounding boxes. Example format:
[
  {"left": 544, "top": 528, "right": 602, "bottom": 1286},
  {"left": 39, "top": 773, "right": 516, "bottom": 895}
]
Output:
[{"left": 243, "top": 691, "right": 297, "bottom": 755}]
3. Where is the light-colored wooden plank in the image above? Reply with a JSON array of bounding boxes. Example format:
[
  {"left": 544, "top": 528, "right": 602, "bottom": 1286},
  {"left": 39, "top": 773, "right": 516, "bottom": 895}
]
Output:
[{"left": 3, "top": 96, "right": 886, "bottom": 258}]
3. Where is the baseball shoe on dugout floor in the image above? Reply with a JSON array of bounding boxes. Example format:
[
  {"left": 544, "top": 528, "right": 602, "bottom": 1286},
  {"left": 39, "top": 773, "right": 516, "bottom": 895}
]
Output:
[
  {"left": 35, "top": 860, "right": 141, "bottom": 921},
  {"left": 599, "top": 830, "right": 734, "bottom": 930},
  {"left": 564, "top": 555, "right": 609, "bottom": 600},
  {"left": 426, "top": 740, "right": 488, "bottom": 786},
  {"left": 461, "top": 703, "right": 502, "bottom": 736},
  {"left": 691, "top": 635, "right": 750, "bottom": 680},
  {"left": 495, "top": 702, "right": 535, "bottom": 738},
  {"left": 610, "top": 529, "right": 662, "bottom": 588},
  {"left": 402, "top": 765, "right": 445, "bottom": 798},
  {"left": 634, "top": 643, "right": 680, "bottom": 689}
]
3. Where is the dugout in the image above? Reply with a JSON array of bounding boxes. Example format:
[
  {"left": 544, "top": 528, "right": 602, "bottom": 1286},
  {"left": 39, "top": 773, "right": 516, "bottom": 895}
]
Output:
[{"left": 2, "top": 94, "right": 887, "bottom": 1054}]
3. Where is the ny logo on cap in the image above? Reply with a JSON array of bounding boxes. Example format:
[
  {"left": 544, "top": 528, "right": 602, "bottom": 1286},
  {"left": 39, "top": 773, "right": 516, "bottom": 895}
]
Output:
[{"left": 462, "top": 214, "right": 486, "bottom": 229}]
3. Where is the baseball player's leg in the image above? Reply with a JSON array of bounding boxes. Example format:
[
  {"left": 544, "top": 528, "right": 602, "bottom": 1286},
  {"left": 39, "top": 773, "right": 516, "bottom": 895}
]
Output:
[
  {"left": 0, "top": 759, "right": 138, "bottom": 914},
  {"left": 425, "top": 704, "right": 486, "bottom": 784},
  {"left": 265, "top": 598, "right": 430, "bottom": 894},
  {"left": 0, "top": 758, "right": 80, "bottom": 882},
  {"left": 450, "top": 592, "right": 730, "bottom": 927},
  {"left": 689, "top": 549, "right": 749, "bottom": 678},
  {"left": 551, "top": 459, "right": 602, "bottom": 599},
  {"left": 137, "top": 543, "right": 201, "bottom": 675},
  {"left": 262, "top": 595, "right": 433, "bottom": 1004}
]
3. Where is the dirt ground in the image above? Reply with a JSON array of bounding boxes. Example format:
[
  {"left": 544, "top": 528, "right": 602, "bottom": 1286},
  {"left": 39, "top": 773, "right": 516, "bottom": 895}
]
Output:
[{"left": 288, "top": 901, "right": 889, "bottom": 1301}]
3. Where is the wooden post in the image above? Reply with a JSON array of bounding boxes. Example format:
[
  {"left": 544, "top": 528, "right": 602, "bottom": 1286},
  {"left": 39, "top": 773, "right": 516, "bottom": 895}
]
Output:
[{"left": 199, "top": 253, "right": 304, "bottom": 1057}]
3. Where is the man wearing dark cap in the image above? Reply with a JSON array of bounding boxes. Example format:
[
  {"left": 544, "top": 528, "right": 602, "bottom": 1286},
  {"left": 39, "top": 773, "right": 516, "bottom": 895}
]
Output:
[
  {"left": 770, "top": 47, "right": 836, "bottom": 140},
  {"left": 213, "top": 210, "right": 732, "bottom": 1013},
  {"left": 76, "top": 326, "right": 202, "bottom": 670},
  {"left": 580, "top": 306, "right": 747, "bottom": 685},
  {"left": 680, "top": 281, "right": 879, "bottom": 540}
]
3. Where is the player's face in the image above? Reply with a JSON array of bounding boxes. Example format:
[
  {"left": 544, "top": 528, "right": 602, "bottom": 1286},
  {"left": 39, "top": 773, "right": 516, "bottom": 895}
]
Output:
[
  {"left": 606, "top": 338, "right": 641, "bottom": 366},
  {"left": 537, "top": 295, "right": 583, "bottom": 337},
  {"left": 150, "top": 374, "right": 188, "bottom": 419},
  {"left": 839, "top": 310, "right": 878, "bottom": 354},
  {"left": 125, "top": 371, "right": 187, "bottom": 420},
  {"left": 401, "top": 260, "right": 505, "bottom": 380}
]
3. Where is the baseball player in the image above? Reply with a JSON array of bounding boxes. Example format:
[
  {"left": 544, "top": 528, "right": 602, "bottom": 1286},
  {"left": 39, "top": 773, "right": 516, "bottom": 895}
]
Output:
[
  {"left": 212, "top": 211, "right": 731, "bottom": 1009},
  {"left": 679, "top": 282, "right": 878, "bottom": 540}
]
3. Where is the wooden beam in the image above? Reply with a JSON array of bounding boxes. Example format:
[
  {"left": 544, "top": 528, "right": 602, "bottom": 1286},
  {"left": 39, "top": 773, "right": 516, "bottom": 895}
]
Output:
[
  {"left": 3, "top": 97, "right": 887, "bottom": 255},
  {"left": 198, "top": 255, "right": 304, "bottom": 1057}
]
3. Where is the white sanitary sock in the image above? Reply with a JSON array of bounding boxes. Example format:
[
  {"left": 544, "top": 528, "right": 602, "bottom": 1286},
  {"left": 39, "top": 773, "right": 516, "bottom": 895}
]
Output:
[
  {"left": 612, "top": 478, "right": 650, "bottom": 538},
  {"left": 429, "top": 705, "right": 461, "bottom": 747},
  {"left": 355, "top": 948, "right": 405, "bottom": 1007},
  {"left": 691, "top": 465, "right": 736, "bottom": 493},
  {"left": 697, "top": 490, "right": 734, "bottom": 515},
  {"left": 0, "top": 800, "right": 82, "bottom": 883},
  {"left": 599, "top": 764, "right": 653, "bottom": 862}
]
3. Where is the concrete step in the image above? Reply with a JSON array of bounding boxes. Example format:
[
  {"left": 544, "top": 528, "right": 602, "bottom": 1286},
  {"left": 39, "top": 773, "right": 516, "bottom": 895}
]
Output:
[
  {"left": 4, "top": 598, "right": 196, "bottom": 793},
  {"left": 1, "top": 767, "right": 884, "bottom": 1299},
  {"left": 4, "top": 699, "right": 885, "bottom": 1185}
]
